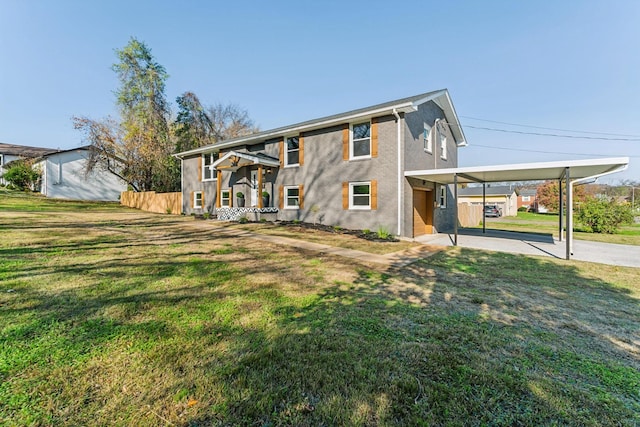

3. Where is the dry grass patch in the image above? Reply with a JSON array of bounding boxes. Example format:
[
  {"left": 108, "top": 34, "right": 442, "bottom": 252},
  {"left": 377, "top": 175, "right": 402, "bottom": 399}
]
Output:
[{"left": 1, "top": 191, "right": 639, "bottom": 426}]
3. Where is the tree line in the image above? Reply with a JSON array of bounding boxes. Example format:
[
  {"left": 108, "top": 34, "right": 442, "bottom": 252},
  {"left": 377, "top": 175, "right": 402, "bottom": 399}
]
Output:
[{"left": 73, "top": 37, "right": 257, "bottom": 193}]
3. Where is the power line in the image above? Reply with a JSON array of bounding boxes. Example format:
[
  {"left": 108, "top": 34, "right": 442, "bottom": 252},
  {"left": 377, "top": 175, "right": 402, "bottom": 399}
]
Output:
[
  {"left": 463, "top": 125, "right": 640, "bottom": 141},
  {"left": 471, "top": 144, "right": 640, "bottom": 158},
  {"left": 460, "top": 115, "right": 640, "bottom": 138}
]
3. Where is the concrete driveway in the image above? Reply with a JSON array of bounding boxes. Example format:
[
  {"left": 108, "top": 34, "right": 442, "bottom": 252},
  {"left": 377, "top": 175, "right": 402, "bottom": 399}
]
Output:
[{"left": 415, "top": 228, "right": 640, "bottom": 268}]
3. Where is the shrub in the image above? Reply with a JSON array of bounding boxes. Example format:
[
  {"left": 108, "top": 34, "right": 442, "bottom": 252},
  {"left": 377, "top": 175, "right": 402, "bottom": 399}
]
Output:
[
  {"left": 576, "top": 198, "right": 633, "bottom": 234},
  {"left": 203, "top": 212, "right": 210, "bottom": 219},
  {"left": 293, "top": 219, "right": 301, "bottom": 224},
  {"left": 3, "top": 161, "right": 40, "bottom": 190},
  {"left": 362, "top": 229, "right": 370, "bottom": 235},
  {"left": 376, "top": 226, "right": 391, "bottom": 239},
  {"left": 238, "top": 216, "right": 248, "bottom": 223},
  {"left": 166, "top": 207, "right": 173, "bottom": 214},
  {"left": 518, "top": 206, "right": 528, "bottom": 212},
  {"left": 260, "top": 218, "right": 267, "bottom": 223}
]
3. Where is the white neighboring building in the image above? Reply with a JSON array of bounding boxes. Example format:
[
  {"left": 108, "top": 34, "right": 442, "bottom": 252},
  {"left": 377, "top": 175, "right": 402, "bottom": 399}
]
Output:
[
  {"left": 0, "top": 142, "right": 56, "bottom": 185},
  {"left": 35, "top": 147, "right": 127, "bottom": 201}
]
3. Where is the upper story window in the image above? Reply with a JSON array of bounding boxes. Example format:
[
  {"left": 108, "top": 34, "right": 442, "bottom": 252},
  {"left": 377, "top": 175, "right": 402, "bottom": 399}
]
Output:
[
  {"left": 439, "top": 128, "right": 448, "bottom": 160},
  {"left": 202, "top": 153, "right": 217, "bottom": 180},
  {"left": 522, "top": 196, "right": 531, "bottom": 202},
  {"left": 423, "top": 122, "right": 432, "bottom": 153},
  {"left": 351, "top": 122, "right": 371, "bottom": 159},
  {"left": 285, "top": 136, "right": 300, "bottom": 166}
]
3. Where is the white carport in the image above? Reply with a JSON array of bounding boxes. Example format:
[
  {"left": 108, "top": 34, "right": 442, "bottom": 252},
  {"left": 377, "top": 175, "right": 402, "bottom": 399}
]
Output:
[{"left": 405, "top": 157, "right": 629, "bottom": 260}]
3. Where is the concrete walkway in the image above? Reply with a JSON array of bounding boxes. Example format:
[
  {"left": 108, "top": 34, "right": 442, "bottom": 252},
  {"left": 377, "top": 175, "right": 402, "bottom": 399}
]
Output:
[{"left": 415, "top": 229, "right": 640, "bottom": 268}]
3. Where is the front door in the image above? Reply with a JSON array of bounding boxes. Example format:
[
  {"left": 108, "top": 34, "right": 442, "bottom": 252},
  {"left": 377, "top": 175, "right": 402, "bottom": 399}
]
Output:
[
  {"left": 250, "top": 170, "right": 258, "bottom": 207},
  {"left": 413, "top": 189, "right": 434, "bottom": 237}
]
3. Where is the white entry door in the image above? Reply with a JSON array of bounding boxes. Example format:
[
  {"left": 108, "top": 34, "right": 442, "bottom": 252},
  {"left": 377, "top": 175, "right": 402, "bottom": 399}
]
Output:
[{"left": 250, "top": 170, "right": 258, "bottom": 207}]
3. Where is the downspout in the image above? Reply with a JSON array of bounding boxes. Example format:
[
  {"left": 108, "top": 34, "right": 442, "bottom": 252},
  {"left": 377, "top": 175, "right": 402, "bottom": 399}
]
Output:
[{"left": 393, "top": 108, "right": 402, "bottom": 237}]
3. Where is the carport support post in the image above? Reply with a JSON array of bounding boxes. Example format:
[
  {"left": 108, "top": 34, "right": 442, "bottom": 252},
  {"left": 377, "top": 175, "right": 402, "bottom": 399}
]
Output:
[
  {"left": 558, "top": 179, "right": 563, "bottom": 242},
  {"left": 565, "top": 167, "right": 572, "bottom": 260},
  {"left": 482, "top": 183, "right": 486, "bottom": 234},
  {"left": 454, "top": 174, "right": 458, "bottom": 246}
]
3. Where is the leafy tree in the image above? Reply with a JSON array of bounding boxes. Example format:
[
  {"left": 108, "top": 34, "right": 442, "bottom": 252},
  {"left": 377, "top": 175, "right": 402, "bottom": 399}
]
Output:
[
  {"left": 173, "top": 92, "right": 214, "bottom": 152},
  {"left": 576, "top": 197, "right": 633, "bottom": 233},
  {"left": 172, "top": 92, "right": 258, "bottom": 152},
  {"left": 536, "top": 180, "right": 586, "bottom": 213},
  {"left": 3, "top": 160, "right": 40, "bottom": 190},
  {"left": 74, "top": 37, "right": 177, "bottom": 192}
]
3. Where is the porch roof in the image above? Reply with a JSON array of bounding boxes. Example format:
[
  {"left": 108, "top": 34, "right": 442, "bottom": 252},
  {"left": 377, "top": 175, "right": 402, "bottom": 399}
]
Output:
[{"left": 212, "top": 150, "right": 280, "bottom": 172}]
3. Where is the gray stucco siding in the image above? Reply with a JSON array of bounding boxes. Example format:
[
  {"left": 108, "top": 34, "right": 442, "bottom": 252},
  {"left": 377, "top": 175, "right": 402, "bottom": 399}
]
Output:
[
  {"left": 182, "top": 154, "right": 218, "bottom": 214},
  {"left": 274, "top": 118, "right": 400, "bottom": 232}
]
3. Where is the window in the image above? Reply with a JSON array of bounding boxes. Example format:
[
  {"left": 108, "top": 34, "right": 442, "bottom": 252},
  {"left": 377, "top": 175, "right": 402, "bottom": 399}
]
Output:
[
  {"left": 221, "top": 189, "right": 231, "bottom": 207},
  {"left": 194, "top": 191, "right": 203, "bottom": 209},
  {"left": 284, "top": 186, "right": 300, "bottom": 209},
  {"left": 285, "top": 136, "right": 299, "bottom": 166},
  {"left": 440, "top": 130, "right": 448, "bottom": 160},
  {"left": 350, "top": 182, "right": 371, "bottom": 209},
  {"left": 202, "top": 153, "right": 217, "bottom": 180},
  {"left": 438, "top": 185, "right": 447, "bottom": 208},
  {"left": 522, "top": 196, "right": 531, "bottom": 202},
  {"left": 351, "top": 121, "right": 371, "bottom": 159},
  {"left": 423, "top": 123, "right": 432, "bottom": 153}
]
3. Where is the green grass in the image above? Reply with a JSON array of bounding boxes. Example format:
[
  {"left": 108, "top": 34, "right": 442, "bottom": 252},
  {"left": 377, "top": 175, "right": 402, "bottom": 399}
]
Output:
[
  {"left": 1, "top": 190, "right": 639, "bottom": 425},
  {"left": 481, "top": 211, "right": 640, "bottom": 245}
]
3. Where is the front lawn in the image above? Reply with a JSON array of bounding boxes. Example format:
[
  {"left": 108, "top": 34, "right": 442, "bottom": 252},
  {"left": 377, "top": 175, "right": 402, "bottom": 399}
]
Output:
[
  {"left": 482, "top": 211, "right": 640, "bottom": 245},
  {"left": 1, "top": 192, "right": 639, "bottom": 425}
]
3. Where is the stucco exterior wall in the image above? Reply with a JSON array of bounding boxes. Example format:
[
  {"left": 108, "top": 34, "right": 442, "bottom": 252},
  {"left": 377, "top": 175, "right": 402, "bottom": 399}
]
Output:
[{"left": 40, "top": 150, "right": 126, "bottom": 201}]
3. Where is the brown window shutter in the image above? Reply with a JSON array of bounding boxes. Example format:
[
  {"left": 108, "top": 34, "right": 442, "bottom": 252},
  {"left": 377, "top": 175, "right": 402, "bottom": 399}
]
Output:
[
  {"left": 279, "top": 185, "right": 284, "bottom": 209},
  {"left": 371, "top": 118, "right": 378, "bottom": 158},
  {"left": 371, "top": 180, "right": 377, "bottom": 210},
  {"left": 279, "top": 139, "right": 284, "bottom": 167},
  {"left": 342, "top": 124, "right": 349, "bottom": 161},
  {"left": 342, "top": 182, "right": 349, "bottom": 209},
  {"left": 198, "top": 156, "right": 203, "bottom": 182},
  {"left": 190, "top": 191, "right": 194, "bottom": 208},
  {"left": 202, "top": 192, "right": 205, "bottom": 207},
  {"left": 298, "top": 184, "right": 304, "bottom": 209},
  {"left": 299, "top": 134, "right": 304, "bottom": 166}
]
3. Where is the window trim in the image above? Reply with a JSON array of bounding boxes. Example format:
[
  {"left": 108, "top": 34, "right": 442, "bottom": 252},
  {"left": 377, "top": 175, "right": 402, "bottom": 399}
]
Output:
[
  {"left": 440, "top": 130, "right": 448, "bottom": 160},
  {"left": 423, "top": 122, "right": 432, "bottom": 153},
  {"left": 522, "top": 195, "right": 531, "bottom": 202},
  {"left": 284, "top": 185, "right": 300, "bottom": 209},
  {"left": 284, "top": 136, "right": 300, "bottom": 168},
  {"left": 349, "top": 181, "right": 371, "bottom": 210},
  {"left": 202, "top": 153, "right": 217, "bottom": 181},
  {"left": 350, "top": 121, "right": 372, "bottom": 160},
  {"left": 221, "top": 189, "right": 231, "bottom": 207},
  {"left": 194, "top": 191, "right": 203, "bottom": 209},
  {"left": 438, "top": 185, "right": 447, "bottom": 209}
]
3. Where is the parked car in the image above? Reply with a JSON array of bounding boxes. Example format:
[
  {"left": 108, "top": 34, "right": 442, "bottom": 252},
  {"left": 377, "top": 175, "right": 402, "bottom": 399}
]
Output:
[{"left": 484, "top": 205, "right": 502, "bottom": 217}]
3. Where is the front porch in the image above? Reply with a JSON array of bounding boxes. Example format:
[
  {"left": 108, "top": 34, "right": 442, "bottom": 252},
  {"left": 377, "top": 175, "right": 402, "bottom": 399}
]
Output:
[{"left": 216, "top": 207, "right": 279, "bottom": 221}]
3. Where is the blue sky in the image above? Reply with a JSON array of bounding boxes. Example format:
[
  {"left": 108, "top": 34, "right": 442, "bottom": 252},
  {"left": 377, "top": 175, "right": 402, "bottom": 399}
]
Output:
[{"left": 1, "top": 0, "right": 639, "bottom": 182}]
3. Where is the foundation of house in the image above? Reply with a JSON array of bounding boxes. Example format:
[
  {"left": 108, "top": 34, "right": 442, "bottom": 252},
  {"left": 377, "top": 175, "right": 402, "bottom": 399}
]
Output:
[{"left": 216, "top": 207, "right": 279, "bottom": 222}]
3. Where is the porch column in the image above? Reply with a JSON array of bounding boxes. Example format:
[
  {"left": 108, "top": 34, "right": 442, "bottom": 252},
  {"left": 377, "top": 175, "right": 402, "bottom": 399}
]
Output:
[
  {"left": 558, "top": 178, "right": 563, "bottom": 242},
  {"left": 454, "top": 174, "right": 458, "bottom": 246},
  {"left": 257, "top": 164, "right": 263, "bottom": 208},
  {"left": 482, "top": 183, "right": 486, "bottom": 234},
  {"left": 565, "top": 167, "right": 572, "bottom": 260}
]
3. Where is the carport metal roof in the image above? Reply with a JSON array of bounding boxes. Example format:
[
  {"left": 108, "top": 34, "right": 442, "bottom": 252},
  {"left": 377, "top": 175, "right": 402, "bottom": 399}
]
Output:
[
  {"left": 405, "top": 157, "right": 630, "bottom": 261},
  {"left": 404, "top": 157, "right": 629, "bottom": 184}
]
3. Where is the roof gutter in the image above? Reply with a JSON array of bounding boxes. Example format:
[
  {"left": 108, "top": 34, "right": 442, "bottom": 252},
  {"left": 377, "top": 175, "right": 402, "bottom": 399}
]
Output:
[{"left": 174, "top": 104, "right": 417, "bottom": 158}]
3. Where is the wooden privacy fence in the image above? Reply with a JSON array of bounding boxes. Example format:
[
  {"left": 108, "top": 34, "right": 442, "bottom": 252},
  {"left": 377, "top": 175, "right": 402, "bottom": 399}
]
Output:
[
  {"left": 120, "top": 191, "right": 181, "bottom": 215},
  {"left": 458, "top": 203, "right": 483, "bottom": 227}
]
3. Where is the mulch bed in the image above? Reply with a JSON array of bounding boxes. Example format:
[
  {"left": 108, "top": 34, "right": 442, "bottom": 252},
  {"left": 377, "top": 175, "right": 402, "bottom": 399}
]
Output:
[{"left": 275, "top": 221, "right": 399, "bottom": 243}]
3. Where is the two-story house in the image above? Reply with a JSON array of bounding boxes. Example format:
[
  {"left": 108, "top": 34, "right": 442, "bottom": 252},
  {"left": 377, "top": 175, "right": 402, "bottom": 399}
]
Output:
[{"left": 174, "top": 89, "right": 467, "bottom": 238}]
